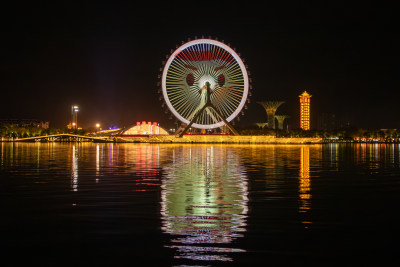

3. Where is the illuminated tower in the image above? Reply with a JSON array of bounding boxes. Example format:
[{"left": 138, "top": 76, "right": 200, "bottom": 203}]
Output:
[
  {"left": 274, "top": 115, "right": 290, "bottom": 130},
  {"left": 257, "top": 101, "right": 285, "bottom": 129},
  {"left": 299, "top": 91, "right": 311, "bottom": 130}
]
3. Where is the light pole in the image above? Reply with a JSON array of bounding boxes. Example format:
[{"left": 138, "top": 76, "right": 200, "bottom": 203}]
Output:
[
  {"left": 96, "top": 123, "right": 101, "bottom": 133},
  {"left": 71, "top": 105, "right": 79, "bottom": 129}
]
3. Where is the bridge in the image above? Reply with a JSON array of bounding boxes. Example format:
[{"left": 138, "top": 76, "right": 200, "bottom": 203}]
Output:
[{"left": 13, "top": 134, "right": 111, "bottom": 142}]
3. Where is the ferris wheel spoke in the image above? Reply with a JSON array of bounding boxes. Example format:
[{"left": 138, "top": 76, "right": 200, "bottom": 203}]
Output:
[
  {"left": 172, "top": 94, "right": 198, "bottom": 110},
  {"left": 178, "top": 94, "right": 202, "bottom": 116},
  {"left": 220, "top": 96, "right": 238, "bottom": 111},
  {"left": 214, "top": 101, "right": 231, "bottom": 118},
  {"left": 217, "top": 93, "right": 240, "bottom": 110},
  {"left": 213, "top": 100, "right": 234, "bottom": 116}
]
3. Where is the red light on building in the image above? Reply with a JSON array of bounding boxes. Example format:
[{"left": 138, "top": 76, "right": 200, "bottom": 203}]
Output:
[{"left": 299, "top": 91, "right": 312, "bottom": 130}]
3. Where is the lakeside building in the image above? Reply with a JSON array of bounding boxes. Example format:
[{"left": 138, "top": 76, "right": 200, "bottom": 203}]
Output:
[{"left": 122, "top": 121, "right": 168, "bottom": 135}]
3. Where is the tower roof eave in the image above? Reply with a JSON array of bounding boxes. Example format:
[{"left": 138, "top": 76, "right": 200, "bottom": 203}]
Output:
[{"left": 299, "top": 91, "right": 311, "bottom": 97}]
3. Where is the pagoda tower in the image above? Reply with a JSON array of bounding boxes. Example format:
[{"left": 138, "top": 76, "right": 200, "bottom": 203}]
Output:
[
  {"left": 257, "top": 101, "right": 285, "bottom": 129},
  {"left": 299, "top": 91, "right": 312, "bottom": 130}
]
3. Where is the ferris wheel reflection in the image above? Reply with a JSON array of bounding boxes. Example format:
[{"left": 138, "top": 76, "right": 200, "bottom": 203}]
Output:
[{"left": 160, "top": 145, "right": 248, "bottom": 262}]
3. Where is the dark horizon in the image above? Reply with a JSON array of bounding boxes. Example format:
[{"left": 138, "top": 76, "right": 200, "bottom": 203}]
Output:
[{"left": 1, "top": 3, "right": 398, "bottom": 130}]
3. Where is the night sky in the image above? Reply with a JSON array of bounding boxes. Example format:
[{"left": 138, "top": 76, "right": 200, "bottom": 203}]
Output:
[{"left": 1, "top": 2, "right": 398, "bottom": 129}]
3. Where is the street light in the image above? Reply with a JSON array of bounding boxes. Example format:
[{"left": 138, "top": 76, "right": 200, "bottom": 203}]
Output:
[
  {"left": 96, "top": 123, "right": 101, "bottom": 132},
  {"left": 71, "top": 105, "right": 79, "bottom": 129}
]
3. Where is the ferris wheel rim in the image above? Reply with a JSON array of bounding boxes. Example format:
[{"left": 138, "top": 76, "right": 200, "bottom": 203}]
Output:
[{"left": 161, "top": 38, "right": 249, "bottom": 129}]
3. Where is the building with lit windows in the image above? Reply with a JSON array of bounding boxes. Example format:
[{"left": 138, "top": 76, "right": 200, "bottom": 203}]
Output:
[{"left": 299, "top": 91, "right": 311, "bottom": 130}]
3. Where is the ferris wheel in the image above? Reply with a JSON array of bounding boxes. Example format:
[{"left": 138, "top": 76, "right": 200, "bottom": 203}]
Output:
[{"left": 160, "top": 38, "right": 251, "bottom": 135}]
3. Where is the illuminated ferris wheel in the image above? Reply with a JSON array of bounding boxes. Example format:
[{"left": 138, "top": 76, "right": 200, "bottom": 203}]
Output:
[{"left": 160, "top": 38, "right": 251, "bottom": 135}]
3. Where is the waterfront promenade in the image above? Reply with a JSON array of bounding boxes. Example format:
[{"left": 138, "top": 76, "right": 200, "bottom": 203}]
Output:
[{"left": 3, "top": 134, "right": 322, "bottom": 144}]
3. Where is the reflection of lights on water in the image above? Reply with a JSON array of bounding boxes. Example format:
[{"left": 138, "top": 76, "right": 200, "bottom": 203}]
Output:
[
  {"left": 361, "top": 143, "right": 366, "bottom": 162},
  {"left": 392, "top": 144, "right": 395, "bottom": 164},
  {"left": 1, "top": 142, "right": 3, "bottom": 166},
  {"left": 36, "top": 142, "right": 40, "bottom": 168},
  {"left": 167, "top": 244, "right": 245, "bottom": 261},
  {"left": 96, "top": 144, "right": 100, "bottom": 182},
  {"left": 133, "top": 145, "right": 159, "bottom": 191},
  {"left": 160, "top": 145, "right": 248, "bottom": 262},
  {"left": 167, "top": 245, "right": 245, "bottom": 253},
  {"left": 329, "top": 143, "right": 339, "bottom": 169},
  {"left": 71, "top": 145, "right": 78, "bottom": 191},
  {"left": 374, "top": 143, "right": 379, "bottom": 162},
  {"left": 374, "top": 143, "right": 380, "bottom": 169},
  {"left": 109, "top": 144, "right": 113, "bottom": 165},
  {"left": 92, "top": 144, "right": 161, "bottom": 190},
  {"left": 299, "top": 146, "right": 311, "bottom": 226},
  {"left": 344, "top": 143, "right": 400, "bottom": 170},
  {"left": 10, "top": 142, "right": 14, "bottom": 167}
]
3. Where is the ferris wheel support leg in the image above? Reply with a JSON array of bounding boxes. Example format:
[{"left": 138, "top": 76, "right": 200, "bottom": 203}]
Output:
[
  {"left": 178, "top": 104, "right": 239, "bottom": 137},
  {"left": 208, "top": 106, "right": 239, "bottom": 136},
  {"left": 178, "top": 105, "right": 208, "bottom": 137}
]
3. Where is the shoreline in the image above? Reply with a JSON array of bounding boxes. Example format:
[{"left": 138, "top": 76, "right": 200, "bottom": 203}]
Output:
[
  {"left": 2, "top": 134, "right": 399, "bottom": 144},
  {"left": 2, "top": 134, "right": 322, "bottom": 144}
]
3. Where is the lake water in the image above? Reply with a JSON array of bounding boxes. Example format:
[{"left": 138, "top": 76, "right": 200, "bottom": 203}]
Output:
[{"left": 1, "top": 143, "right": 399, "bottom": 266}]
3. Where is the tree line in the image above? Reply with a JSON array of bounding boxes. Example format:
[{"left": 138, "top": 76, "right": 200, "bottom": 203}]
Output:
[
  {"left": 237, "top": 126, "right": 400, "bottom": 142},
  {"left": 0, "top": 124, "right": 88, "bottom": 138}
]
